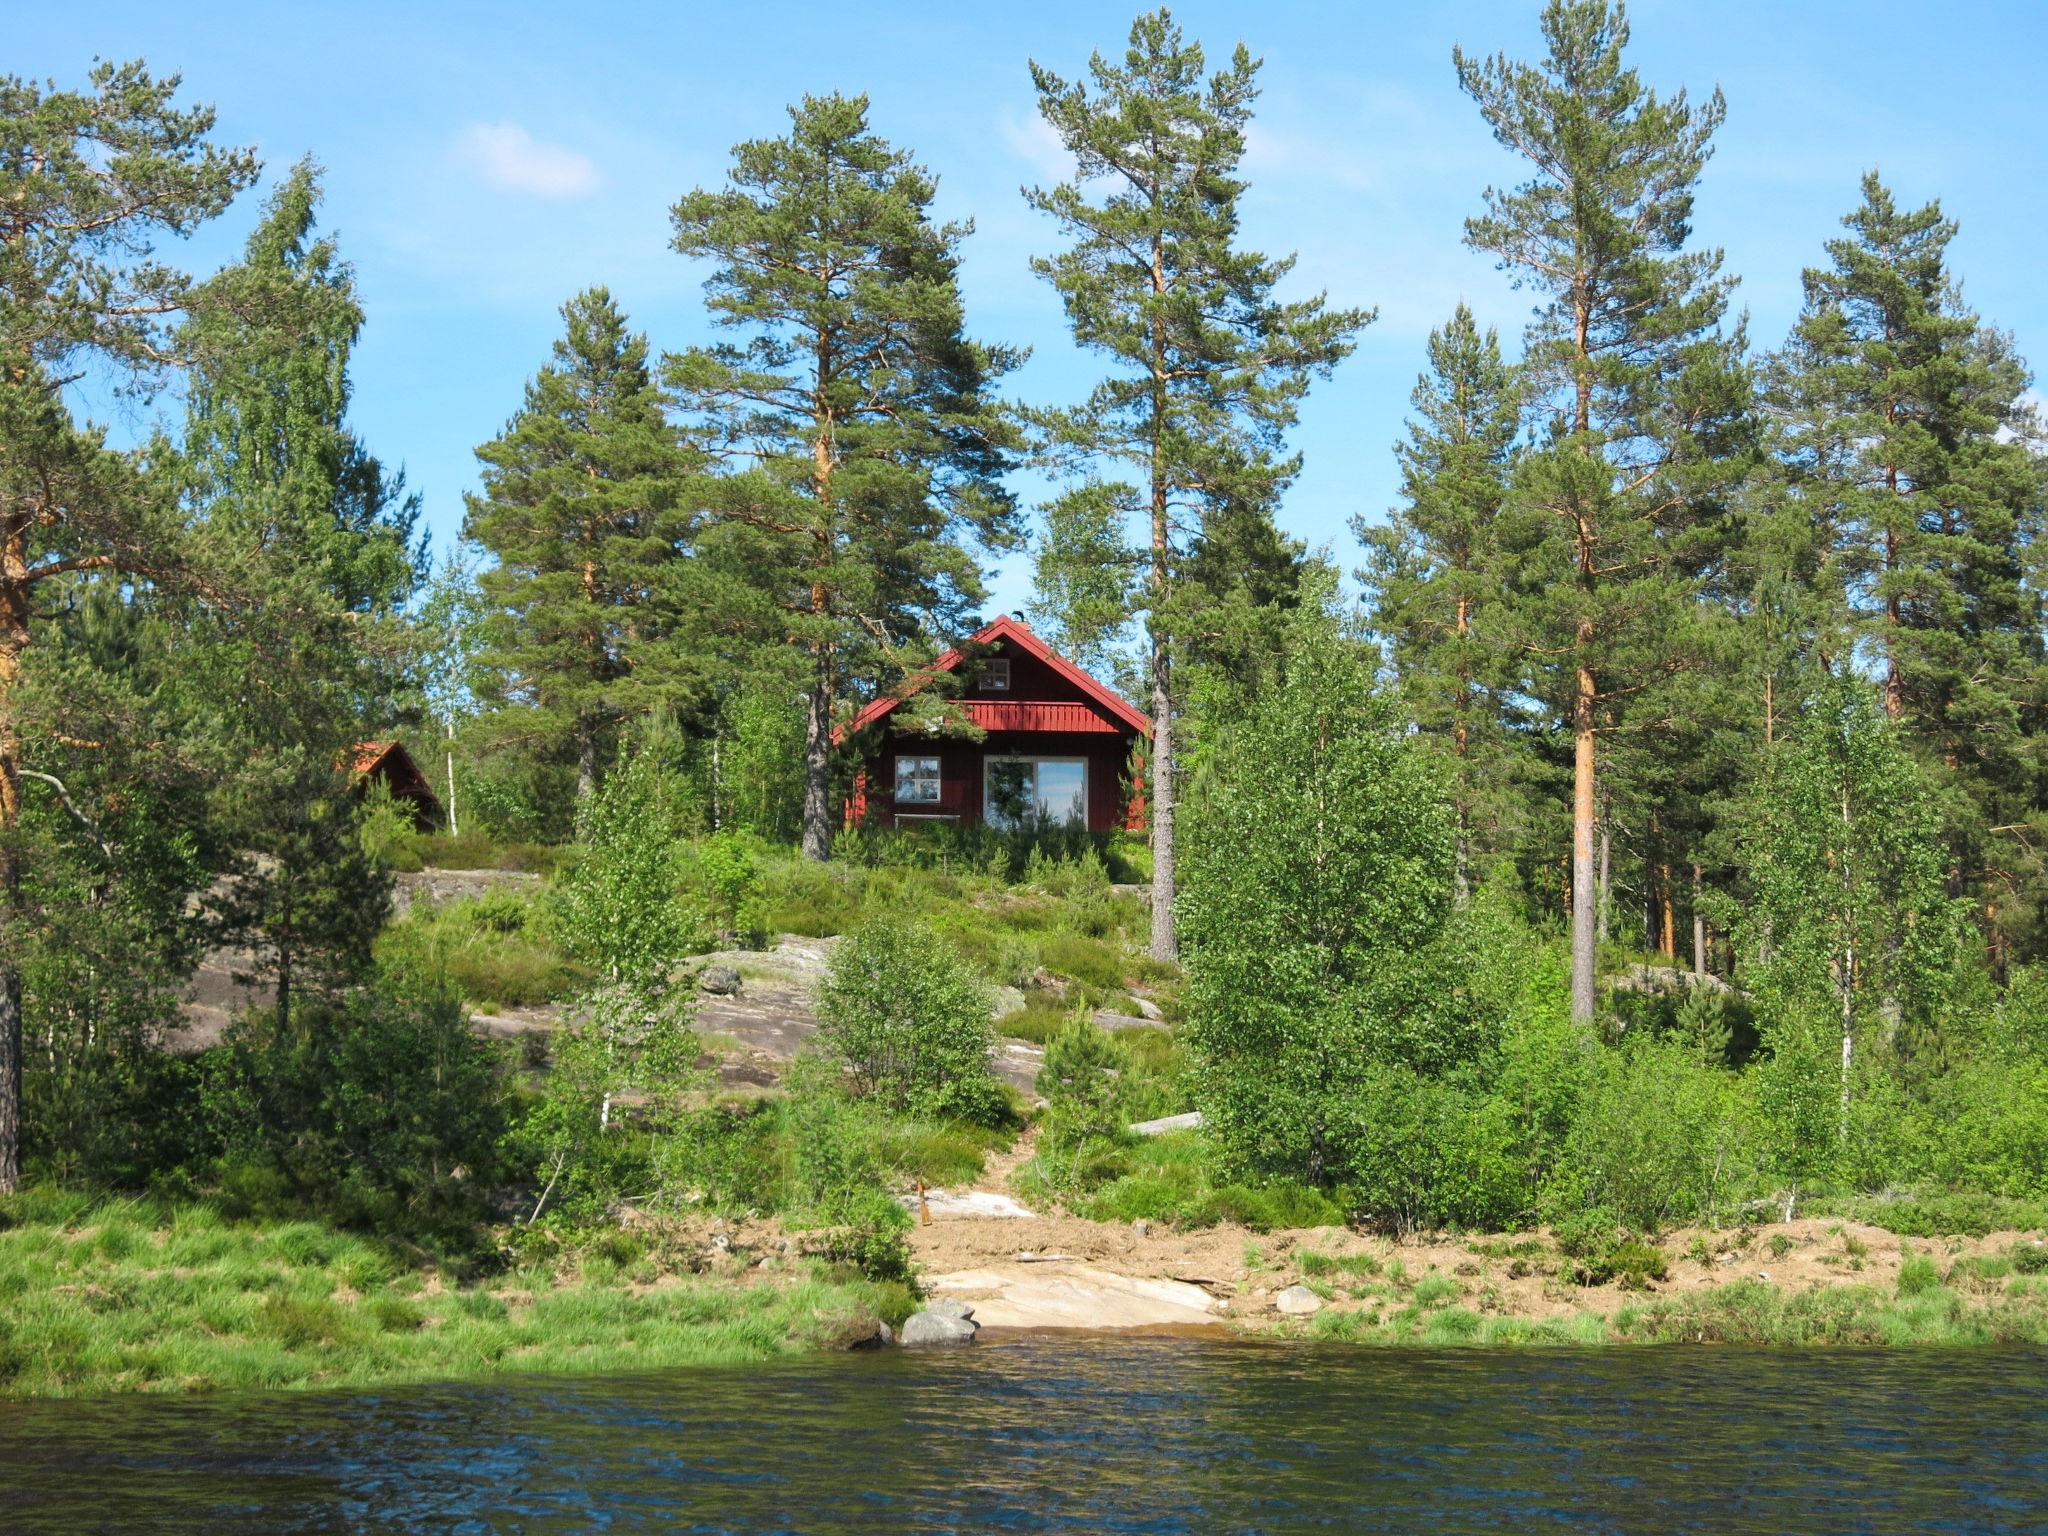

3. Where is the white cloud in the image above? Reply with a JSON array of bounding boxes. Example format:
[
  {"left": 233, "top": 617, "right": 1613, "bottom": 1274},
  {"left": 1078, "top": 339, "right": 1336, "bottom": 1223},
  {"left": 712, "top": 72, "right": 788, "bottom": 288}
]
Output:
[
  {"left": 1001, "top": 110, "right": 1073, "bottom": 186},
  {"left": 452, "top": 121, "right": 600, "bottom": 199}
]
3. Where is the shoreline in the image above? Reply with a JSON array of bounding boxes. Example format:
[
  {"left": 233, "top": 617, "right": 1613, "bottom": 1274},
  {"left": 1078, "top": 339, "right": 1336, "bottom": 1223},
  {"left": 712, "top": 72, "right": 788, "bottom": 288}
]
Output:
[{"left": 6, "top": 1197, "right": 2047, "bottom": 1403}]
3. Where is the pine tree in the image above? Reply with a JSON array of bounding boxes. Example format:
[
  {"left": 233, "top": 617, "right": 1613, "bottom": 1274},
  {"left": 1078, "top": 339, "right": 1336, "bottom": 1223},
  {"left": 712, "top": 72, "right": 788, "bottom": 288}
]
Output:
[
  {"left": 1359, "top": 303, "right": 1524, "bottom": 897},
  {"left": 1454, "top": 1, "right": 1751, "bottom": 1022},
  {"left": 177, "top": 161, "right": 421, "bottom": 1033},
  {"left": 0, "top": 61, "right": 258, "bottom": 1192},
  {"left": 1025, "top": 10, "right": 1370, "bottom": 961},
  {"left": 668, "top": 94, "right": 1021, "bottom": 862},
  {"left": 465, "top": 287, "right": 704, "bottom": 802},
  {"left": 1772, "top": 173, "right": 2047, "bottom": 953}
]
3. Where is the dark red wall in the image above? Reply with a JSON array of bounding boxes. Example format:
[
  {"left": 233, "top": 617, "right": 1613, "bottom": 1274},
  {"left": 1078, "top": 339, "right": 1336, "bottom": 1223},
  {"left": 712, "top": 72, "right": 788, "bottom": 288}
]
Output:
[
  {"left": 845, "top": 630, "right": 1145, "bottom": 833},
  {"left": 856, "top": 731, "right": 1136, "bottom": 833}
]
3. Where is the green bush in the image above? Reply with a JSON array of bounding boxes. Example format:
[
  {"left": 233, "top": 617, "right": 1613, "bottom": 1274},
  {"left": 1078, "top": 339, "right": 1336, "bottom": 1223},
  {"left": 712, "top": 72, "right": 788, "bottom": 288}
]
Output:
[
  {"left": 1896, "top": 1253, "right": 1942, "bottom": 1297},
  {"left": 1036, "top": 1013, "right": 1130, "bottom": 1150},
  {"left": 815, "top": 917, "right": 1005, "bottom": 1124},
  {"left": 1551, "top": 1038, "right": 1757, "bottom": 1233},
  {"left": 203, "top": 970, "right": 506, "bottom": 1226},
  {"left": 1341, "top": 1064, "right": 1526, "bottom": 1234},
  {"left": 779, "top": 1059, "right": 912, "bottom": 1280}
]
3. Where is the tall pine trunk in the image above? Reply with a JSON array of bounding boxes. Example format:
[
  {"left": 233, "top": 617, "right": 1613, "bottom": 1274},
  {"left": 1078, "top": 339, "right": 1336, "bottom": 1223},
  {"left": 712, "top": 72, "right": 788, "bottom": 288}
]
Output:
[
  {"left": 1567, "top": 287, "right": 1598, "bottom": 1026},
  {"left": 1147, "top": 230, "right": 1177, "bottom": 963},
  {"left": 1692, "top": 862, "right": 1708, "bottom": 977},
  {"left": 1571, "top": 657, "right": 1597, "bottom": 1024},
  {"left": 0, "top": 542, "right": 29, "bottom": 1194}
]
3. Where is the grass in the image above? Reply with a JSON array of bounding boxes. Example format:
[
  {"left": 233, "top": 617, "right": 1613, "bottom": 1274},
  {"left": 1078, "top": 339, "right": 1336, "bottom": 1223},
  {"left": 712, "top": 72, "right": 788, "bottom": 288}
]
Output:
[
  {"left": 376, "top": 891, "right": 584, "bottom": 1009},
  {"left": 1276, "top": 1276, "right": 2048, "bottom": 1349},
  {"left": 0, "top": 1192, "right": 906, "bottom": 1400}
]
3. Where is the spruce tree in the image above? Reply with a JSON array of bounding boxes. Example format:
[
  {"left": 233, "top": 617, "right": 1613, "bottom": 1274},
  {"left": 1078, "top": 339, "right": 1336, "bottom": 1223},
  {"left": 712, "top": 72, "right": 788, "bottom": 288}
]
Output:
[
  {"left": 0, "top": 61, "right": 257, "bottom": 1192},
  {"left": 1025, "top": 10, "right": 1370, "bottom": 961},
  {"left": 1454, "top": 0, "right": 1751, "bottom": 1022},
  {"left": 1772, "top": 173, "right": 2047, "bottom": 952},
  {"left": 465, "top": 287, "right": 703, "bottom": 802},
  {"left": 668, "top": 94, "right": 1020, "bottom": 862},
  {"left": 1359, "top": 303, "right": 1524, "bottom": 897}
]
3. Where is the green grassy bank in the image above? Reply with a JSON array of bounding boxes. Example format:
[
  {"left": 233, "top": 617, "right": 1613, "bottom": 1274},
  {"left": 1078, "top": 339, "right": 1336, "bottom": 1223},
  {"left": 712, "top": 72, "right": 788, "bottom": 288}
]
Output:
[
  {"left": 0, "top": 1193, "right": 907, "bottom": 1400},
  {"left": 1263, "top": 1276, "right": 2048, "bottom": 1349}
]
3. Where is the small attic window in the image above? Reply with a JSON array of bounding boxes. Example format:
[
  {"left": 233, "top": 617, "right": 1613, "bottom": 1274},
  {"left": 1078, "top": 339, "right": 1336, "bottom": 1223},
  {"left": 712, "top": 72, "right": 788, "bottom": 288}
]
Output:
[{"left": 984, "top": 657, "right": 1011, "bottom": 692}]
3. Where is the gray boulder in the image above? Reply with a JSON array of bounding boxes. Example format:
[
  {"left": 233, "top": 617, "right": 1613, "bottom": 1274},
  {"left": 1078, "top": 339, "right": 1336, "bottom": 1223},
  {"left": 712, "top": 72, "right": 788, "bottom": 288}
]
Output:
[
  {"left": 699, "top": 965, "right": 743, "bottom": 996},
  {"left": 1273, "top": 1284, "right": 1324, "bottom": 1316},
  {"left": 922, "top": 1296, "right": 975, "bottom": 1321},
  {"left": 901, "top": 1310, "right": 980, "bottom": 1347}
]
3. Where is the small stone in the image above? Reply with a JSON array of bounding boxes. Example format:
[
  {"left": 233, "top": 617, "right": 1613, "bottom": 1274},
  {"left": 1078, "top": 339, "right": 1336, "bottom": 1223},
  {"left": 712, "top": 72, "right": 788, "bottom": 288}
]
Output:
[
  {"left": 1133, "top": 1219, "right": 1154, "bottom": 1238},
  {"left": 901, "top": 1310, "right": 979, "bottom": 1347},
  {"left": 699, "top": 965, "right": 743, "bottom": 996},
  {"left": 1756, "top": 1271, "right": 1771, "bottom": 1282},
  {"left": 923, "top": 1296, "right": 976, "bottom": 1321},
  {"left": 1273, "top": 1284, "right": 1324, "bottom": 1316}
]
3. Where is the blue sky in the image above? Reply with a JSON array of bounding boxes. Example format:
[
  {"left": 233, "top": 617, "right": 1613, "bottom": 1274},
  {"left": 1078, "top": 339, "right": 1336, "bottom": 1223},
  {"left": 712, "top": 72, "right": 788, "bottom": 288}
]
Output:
[{"left": 21, "top": 1, "right": 2048, "bottom": 616}]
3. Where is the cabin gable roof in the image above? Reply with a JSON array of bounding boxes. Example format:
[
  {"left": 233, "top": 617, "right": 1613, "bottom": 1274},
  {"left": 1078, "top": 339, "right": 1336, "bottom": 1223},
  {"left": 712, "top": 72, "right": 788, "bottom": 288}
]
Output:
[{"left": 833, "top": 615, "right": 1150, "bottom": 745}]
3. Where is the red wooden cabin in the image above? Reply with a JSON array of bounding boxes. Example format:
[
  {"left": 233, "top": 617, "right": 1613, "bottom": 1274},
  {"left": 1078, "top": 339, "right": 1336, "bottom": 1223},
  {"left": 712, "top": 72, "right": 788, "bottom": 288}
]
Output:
[
  {"left": 835, "top": 615, "right": 1149, "bottom": 834},
  {"left": 346, "top": 740, "right": 445, "bottom": 831}
]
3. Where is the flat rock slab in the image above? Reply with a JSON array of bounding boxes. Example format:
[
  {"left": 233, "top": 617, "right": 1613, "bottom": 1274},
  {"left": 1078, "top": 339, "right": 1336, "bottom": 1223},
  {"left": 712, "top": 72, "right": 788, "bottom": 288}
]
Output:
[
  {"left": 923, "top": 1263, "right": 1222, "bottom": 1331},
  {"left": 905, "top": 1189, "right": 1037, "bottom": 1220},
  {"left": 1129, "top": 1111, "right": 1204, "bottom": 1137}
]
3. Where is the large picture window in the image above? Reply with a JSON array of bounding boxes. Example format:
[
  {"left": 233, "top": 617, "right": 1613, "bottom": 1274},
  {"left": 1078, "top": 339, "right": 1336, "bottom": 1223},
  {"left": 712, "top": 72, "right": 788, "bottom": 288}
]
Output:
[
  {"left": 895, "top": 755, "right": 942, "bottom": 804},
  {"left": 984, "top": 756, "right": 1087, "bottom": 829}
]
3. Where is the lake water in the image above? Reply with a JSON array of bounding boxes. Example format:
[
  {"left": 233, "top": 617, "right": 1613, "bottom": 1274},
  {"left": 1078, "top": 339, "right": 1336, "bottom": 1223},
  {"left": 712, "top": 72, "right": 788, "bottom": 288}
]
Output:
[{"left": 4, "top": 1334, "right": 2045, "bottom": 1533}]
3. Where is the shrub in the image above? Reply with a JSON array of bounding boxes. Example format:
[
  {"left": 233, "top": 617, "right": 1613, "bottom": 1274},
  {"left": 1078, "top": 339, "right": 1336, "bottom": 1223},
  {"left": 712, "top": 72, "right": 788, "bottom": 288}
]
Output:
[
  {"left": 779, "top": 1058, "right": 912, "bottom": 1280},
  {"left": 1341, "top": 1064, "right": 1526, "bottom": 1234},
  {"left": 203, "top": 971, "right": 506, "bottom": 1223},
  {"left": 1896, "top": 1253, "right": 1942, "bottom": 1297},
  {"left": 696, "top": 829, "right": 764, "bottom": 944},
  {"left": 1551, "top": 1038, "right": 1757, "bottom": 1233},
  {"left": 1036, "top": 1013, "right": 1130, "bottom": 1150},
  {"left": 815, "top": 917, "right": 1004, "bottom": 1124}
]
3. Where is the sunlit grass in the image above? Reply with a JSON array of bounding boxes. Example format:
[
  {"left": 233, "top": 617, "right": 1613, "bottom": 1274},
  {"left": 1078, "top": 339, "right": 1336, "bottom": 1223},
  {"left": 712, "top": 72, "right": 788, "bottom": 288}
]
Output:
[{"left": 0, "top": 1193, "right": 900, "bottom": 1400}]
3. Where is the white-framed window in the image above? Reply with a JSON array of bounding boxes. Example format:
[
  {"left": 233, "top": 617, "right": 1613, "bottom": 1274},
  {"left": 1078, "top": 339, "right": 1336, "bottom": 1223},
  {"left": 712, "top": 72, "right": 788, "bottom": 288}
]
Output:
[
  {"left": 895, "top": 813, "right": 959, "bottom": 825},
  {"left": 984, "top": 756, "right": 1087, "bottom": 829},
  {"left": 894, "top": 755, "right": 942, "bottom": 804},
  {"left": 983, "top": 657, "right": 1011, "bottom": 692}
]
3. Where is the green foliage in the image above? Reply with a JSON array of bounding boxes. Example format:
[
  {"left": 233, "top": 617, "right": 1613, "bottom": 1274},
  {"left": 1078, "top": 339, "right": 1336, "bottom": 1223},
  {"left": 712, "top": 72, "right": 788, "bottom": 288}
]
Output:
[
  {"left": 695, "top": 828, "right": 764, "bottom": 943},
  {"left": 776, "top": 1058, "right": 913, "bottom": 1280},
  {"left": 463, "top": 287, "right": 706, "bottom": 795},
  {"left": 1036, "top": 1012, "right": 1130, "bottom": 1151},
  {"left": 1550, "top": 1038, "right": 1759, "bottom": 1233},
  {"left": 814, "top": 917, "right": 1003, "bottom": 1124},
  {"left": 1181, "top": 604, "right": 1459, "bottom": 1187},
  {"left": 669, "top": 91, "right": 1021, "bottom": 859},
  {"left": 518, "top": 746, "right": 703, "bottom": 1223},
  {"left": 203, "top": 970, "right": 505, "bottom": 1224}
]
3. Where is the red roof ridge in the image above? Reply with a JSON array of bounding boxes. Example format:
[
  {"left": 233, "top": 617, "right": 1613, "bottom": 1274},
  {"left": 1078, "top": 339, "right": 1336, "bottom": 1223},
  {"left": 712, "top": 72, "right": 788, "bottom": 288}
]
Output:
[{"left": 831, "top": 615, "right": 1150, "bottom": 745}]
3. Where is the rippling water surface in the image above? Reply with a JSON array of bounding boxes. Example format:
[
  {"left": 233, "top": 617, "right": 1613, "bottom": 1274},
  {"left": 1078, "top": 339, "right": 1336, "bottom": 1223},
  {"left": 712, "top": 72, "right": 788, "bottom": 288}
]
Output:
[{"left": 4, "top": 1335, "right": 2045, "bottom": 1533}]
